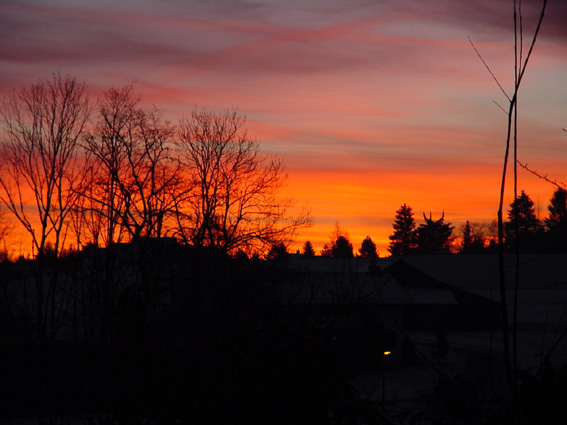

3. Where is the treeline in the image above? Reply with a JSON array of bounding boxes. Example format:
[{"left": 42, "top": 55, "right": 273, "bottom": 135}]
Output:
[
  {"left": 388, "top": 188, "right": 567, "bottom": 255},
  {"left": 295, "top": 212, "right": 453, "bottom": 259},
  {"left": 294, "top": 187, "right": 567, "bottom": 259},
  {"left": 0, "top": 73, "right": 310, "bottom": 262}
]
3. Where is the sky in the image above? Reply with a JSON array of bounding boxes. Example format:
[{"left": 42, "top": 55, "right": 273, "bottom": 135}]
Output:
[{"left": 1, "top": 0, "right": 567, "bottom": 256}]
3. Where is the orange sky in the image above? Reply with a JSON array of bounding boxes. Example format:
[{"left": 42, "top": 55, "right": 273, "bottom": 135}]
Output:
[{"left": 1, "top": 0, "right": 567, "bottom": 257}]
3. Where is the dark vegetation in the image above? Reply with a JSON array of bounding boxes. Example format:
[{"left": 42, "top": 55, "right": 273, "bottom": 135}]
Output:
[
  {"left": 3, "top": 240, "right": 567, "bottom": 424},
  {"left": 0, "top": 245, "right": 357, "bottom": 423},
  {"left": 385, "top": 186, "right": 567, "bottom": 256},
  {"left": 310, "top": 184, "right": 566, "bottom": 262}
]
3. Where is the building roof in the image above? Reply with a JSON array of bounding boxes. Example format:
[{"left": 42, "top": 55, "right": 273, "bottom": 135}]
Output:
[
  {"left": 278, "top": 257, "right": 458, "bottom": 306},
  {"left": 386, "top": 254, "right": 567, "bottom": 291}
]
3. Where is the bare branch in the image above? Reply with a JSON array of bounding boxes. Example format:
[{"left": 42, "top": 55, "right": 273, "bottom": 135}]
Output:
[
  {"left": 493, "top": 100, "right": 509, "bottom": 115},
  {"left": 468, "top": 36, "right": 511, "bottom": 101},
  {"left": 177, "top": 108, "right": 311, "bottom": 256},
  {"left": 515, "top": 0, "right": 547, "bottom": 91},
  {"left": 517, "top": 160, "right": 566, "bottom": 189}
]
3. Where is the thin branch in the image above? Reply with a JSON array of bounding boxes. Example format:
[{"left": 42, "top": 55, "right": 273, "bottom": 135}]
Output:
[
  {"left": 515, "top": 0, "right": 547, "bottom": 91},
  {"left": 493, "top": 100, "right": 509, "bottom": 115},
  {"left": 517, "top": 160, "right": 566, "bottom": 189},
  {"left": 468, "top": 36, "right": 511, "bottom": 101}
]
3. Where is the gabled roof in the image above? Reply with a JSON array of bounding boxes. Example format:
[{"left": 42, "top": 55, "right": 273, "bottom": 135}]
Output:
[
  {"left": 284, "top": 257, "right": 373, "bottom": 274},
  {"left": 381, "top": 258, "right": 500, "bottom": 309},
  {"left": 380, "top": 258, "right": 447, "bottom": 290},
  {"left": 389, "top": 254, "right": 567, "bottom": 291},
  {"left": 278, "top": 257, "right": 458, "bottom": 306},
  {"left": 278, "top": 269, "right": 409, "bottom": 305}
]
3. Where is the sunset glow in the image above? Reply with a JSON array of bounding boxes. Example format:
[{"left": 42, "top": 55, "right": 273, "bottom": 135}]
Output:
[{"left": 1, "top": 0, "right": 567, "bottom": 257}]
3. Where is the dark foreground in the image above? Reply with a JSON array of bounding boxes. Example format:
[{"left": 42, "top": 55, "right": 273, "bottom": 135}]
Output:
[{"left": 3, "top": 253, "right": 567, "bottom": 424}]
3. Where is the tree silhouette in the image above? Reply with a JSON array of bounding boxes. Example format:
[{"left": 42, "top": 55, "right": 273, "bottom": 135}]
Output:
[
  {"left": 82, "top": 85, "right": 186, "bottom": 245},
  {"left": 358, "top": 236, "right": 378, "bottom": 259},
  {"left": 177, "top": 109, "right": 310, "bottom": 256},
  {"left": 507, "top": 190, "right": 539, "bottom": 235},
  {"left": 267, "top": 242, "right": 288, "bottom": 260},
  {"left": 0, "top": 206, "right": 12, "bottom": 261},
  {"left": 0, "top": 73, "right": 91, "bottom": 259},
  {"left": 415, "top": 212, "right": 454, "bottom": 254},
  {"left": 332, "top": 235, "right": 354, "bottom": 259},
  {"left": 322, "top": 224, "right": 354, "bottom": 258},
  {"left": 320, "top": 243, "right": 332, "bottom": 258},
  {"left": 388, "top": 204, "right": 417, "bottom": 256},
  {"left": 459, "top": 221, "right": 486, "bottom": 254},
  {"left": 0, "top": 73, "right": 91, "bottom": 341},
  {"left": 301, "top": 240, "right": 315, "bottom": 258},
  {"left": 544, "top": 188, "right": 567, "bottom": 252},
  {"left": 545, "top": 188, "right": 567, "bottom": 232}
]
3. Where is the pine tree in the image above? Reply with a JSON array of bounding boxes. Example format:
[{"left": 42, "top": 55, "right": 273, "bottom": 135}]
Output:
[
  {"left": 321, "top": 224, "right": 354, "bottom": 258},
  {"left": 388, "top": 204, "right": 417, "bottom": 256},
  {"left": 267, "top": 242, "right": 288, "bottom": 260},
  {"left": 359, "top": 236, "right": 378, "bottom": 259},
  {"left": 544, "top": 188, "right": 567, "bottom": 252},
  {"left": 459, "top": 220, "right": 485, "bottom": 254},
  {"left": 320, "top": 243, "right": 332, "bottom": 258},
  {"left": 507, "top": 190, "right": 539, "bottom": 235},
  {"left": 332, "top": 235, "right": 354, "bottom": 258},
  {"left": 545, "top": 188, "right": 567, "bottom": 232},
  {"left": 301, "top": 240, "right": 315, "bottom": 258}
]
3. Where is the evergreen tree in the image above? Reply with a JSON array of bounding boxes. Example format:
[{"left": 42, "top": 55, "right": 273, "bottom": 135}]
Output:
[
  {"left": 544, "top": 188, "right": 567, "bottom": 252},
  {"left": 320, "top": 223, "right": 354, "bottom": 258},
  {"left": 267, "top": 242, "right": 288, "bottom": 260},
  {"left": 506, "top": 190, "right": 544, "bottom": 252},
  {"left": 320, "top": 243, "right": 332, "bottom": 258},
  {"left": 332, "top": 235, "right": 354, "bottom": 259},
  {"left": 459, "top": 220, "right": 485, "bottom": 254},
  {"left": 301, "top": 240, "right": 315, "bottom": 258},
  {"left": 415, "top": 212, "right": 454, "bottom": 254},
  {"left": 545, "top": 188, "right": 567, "bottom": 232},
  {"left": 462, "top": 221, "right": 473, "bottom": 246},
  {"left": 388, "top": 204, "right": 417, "bottom": 256},
  {"left": 359, "top": 236, "right": 378, "bottom": 259},
  {"left": 507, "top": 190, "right": 540, "bottom": 235}
]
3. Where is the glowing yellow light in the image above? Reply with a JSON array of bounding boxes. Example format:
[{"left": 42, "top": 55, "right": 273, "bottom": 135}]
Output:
[{"left": 383, "top": 351, "right": 391, "bottom": 356}]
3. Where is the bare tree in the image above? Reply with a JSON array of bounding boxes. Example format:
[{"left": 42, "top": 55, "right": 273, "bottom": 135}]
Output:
[
  {"left": 83, "top": 85, "right": 187, "bottom": 244},
  {"left": 459, "top": 220, "right": 494, "bottom": 253},
  {"left": 81, "top": 86, "right": 135, "bottom": 247},
  {"left": 177, "top": 109, "right": 310, "bottom": 256},
  {"left": 0, "top": 73, "right": 91, "bottom": 340},
  {"left": 81, "top": 86, "right": 188, "bottom": 341},
  {"left": 0, "top": 205, "right": 13, "bottom": 261},
  {"left": 69, "top": 164, "right": 108, "bottom": 249}
]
